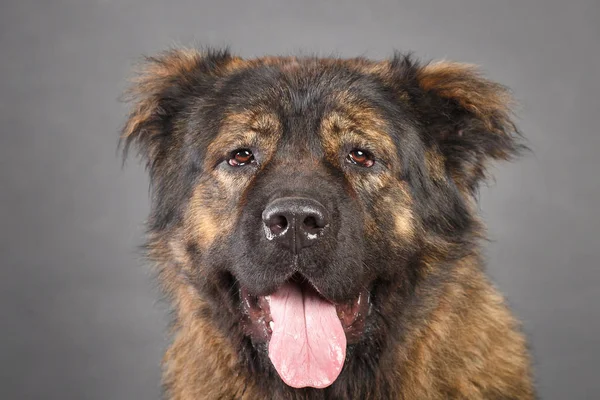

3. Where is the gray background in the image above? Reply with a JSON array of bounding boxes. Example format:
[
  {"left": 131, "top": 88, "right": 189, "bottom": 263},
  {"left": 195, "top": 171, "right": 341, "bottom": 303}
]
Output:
[{"left": 1, "top": 0, "right": 598, "bottom": 399}]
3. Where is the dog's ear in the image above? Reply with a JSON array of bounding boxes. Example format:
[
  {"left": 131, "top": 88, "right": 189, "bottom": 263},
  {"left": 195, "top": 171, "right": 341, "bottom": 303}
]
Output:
[
  {"left": 397, "top": 57, "right": 524, "bottom": 193},
  {"left": 121, "top": 47, "right": 237, "bottom": 171}
]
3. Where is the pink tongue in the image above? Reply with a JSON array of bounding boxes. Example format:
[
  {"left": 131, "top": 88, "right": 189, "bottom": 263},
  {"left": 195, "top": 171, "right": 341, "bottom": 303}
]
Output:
[{"left": 267, "top": 282, "right": 346, "bottom": 389}]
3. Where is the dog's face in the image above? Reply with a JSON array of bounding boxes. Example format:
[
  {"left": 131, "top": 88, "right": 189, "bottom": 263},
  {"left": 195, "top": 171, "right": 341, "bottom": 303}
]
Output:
[{"left": 123, "top": 49, "right": 520, "bottom": 391}]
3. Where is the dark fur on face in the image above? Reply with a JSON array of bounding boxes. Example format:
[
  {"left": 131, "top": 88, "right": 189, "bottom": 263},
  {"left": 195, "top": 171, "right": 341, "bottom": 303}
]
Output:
[{"left": 122, "top": 48, "right": 534, "bottom": 399}]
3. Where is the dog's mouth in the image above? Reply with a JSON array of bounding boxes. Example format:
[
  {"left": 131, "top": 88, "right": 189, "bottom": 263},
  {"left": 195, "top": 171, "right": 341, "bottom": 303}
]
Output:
[{"left": 240, "top": 275, "right": 370, "bottom": 389}]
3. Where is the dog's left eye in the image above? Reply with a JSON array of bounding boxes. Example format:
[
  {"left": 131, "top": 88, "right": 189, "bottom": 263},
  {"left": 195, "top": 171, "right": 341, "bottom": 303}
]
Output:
[
  {"left": 347, "top": 149, "right": 375, "bottom": 168},
  {"left": 228, "top": 149, "right": 255, "bottom": 167}
]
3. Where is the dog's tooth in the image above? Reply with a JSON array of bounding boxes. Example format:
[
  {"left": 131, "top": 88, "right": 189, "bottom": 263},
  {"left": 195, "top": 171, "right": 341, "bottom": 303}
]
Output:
[{"left": 269, "top": 321, "right": 275, "bottom": 330}]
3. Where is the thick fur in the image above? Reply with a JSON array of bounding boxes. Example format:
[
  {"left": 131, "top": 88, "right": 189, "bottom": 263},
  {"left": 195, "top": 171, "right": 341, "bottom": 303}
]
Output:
[{"left": 122, "top": 48, "right": 535, "bottom": 399}]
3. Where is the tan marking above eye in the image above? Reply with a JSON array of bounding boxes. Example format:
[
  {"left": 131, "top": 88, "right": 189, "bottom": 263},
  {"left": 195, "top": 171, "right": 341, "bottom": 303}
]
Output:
[
  {"left": 319, "top": 111, "right": 398, "bottom": 170},
  {"left": 207, "top": 111, "right": 282, "bottom": 170}
]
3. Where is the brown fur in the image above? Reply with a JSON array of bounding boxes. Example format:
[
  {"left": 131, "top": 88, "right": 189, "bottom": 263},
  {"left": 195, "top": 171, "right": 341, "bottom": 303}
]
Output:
[
  {"left": 122, "top": 49, "right": 534, "bottom": 399},
  {"left": 396, "top": 256, "right": 533, "bottom": 399}
]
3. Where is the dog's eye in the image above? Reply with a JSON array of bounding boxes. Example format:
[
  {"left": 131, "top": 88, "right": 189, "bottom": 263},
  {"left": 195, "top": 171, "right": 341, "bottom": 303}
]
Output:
[
  {"left": 347, "top": 149, "right": 374, "bottom": 168},
  {"left": 228, "top": 149, "right": 255, "bottom": 167}
]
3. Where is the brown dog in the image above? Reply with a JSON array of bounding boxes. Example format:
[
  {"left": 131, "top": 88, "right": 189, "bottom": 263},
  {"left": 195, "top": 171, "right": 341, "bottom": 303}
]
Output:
[{"left": 122, "top": 48, "right": 535, "bottom": 399}]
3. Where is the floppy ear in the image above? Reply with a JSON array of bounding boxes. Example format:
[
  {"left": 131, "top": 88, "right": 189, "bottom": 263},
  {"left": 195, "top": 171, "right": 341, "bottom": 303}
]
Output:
[
  {"left": 121, "top": 47, "right": 236, "bottom": 172},
  {"left": 412, "top": 60, "right": 524, "bottom": 193},
  {"left": 121, "top": 48, "right": 241, "bottom": 230}
]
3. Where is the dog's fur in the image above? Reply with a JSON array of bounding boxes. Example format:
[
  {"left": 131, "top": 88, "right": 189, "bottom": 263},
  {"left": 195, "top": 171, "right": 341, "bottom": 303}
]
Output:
[{"left": 122, "top": 48, "right": 535, "bottom": 399}]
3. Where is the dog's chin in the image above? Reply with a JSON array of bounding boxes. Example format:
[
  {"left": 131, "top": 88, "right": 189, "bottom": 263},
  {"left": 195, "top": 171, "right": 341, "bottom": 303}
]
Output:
[{"left": 239, "top": 274, "right": 372, "bottom": 344}]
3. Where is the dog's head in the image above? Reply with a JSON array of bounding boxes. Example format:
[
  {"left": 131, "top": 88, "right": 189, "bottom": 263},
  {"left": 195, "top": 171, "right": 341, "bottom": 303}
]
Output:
[{"left": 122, "top": 48, "right": 521, "bottom": 390}]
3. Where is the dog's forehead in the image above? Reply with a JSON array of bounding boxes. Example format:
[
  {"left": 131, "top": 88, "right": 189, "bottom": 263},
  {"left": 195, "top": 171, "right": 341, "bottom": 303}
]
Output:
[
  {"left": 226, "top": 59, "right": 389, "bottom": 111},
  {"left": 211, "top": 58, "right": 397, "bottom": 143}
]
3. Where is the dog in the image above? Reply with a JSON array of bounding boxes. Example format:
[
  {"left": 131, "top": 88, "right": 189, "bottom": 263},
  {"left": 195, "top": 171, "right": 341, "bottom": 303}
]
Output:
[{"left": 121, "top": 48, "right": 535, "bottom": 399}]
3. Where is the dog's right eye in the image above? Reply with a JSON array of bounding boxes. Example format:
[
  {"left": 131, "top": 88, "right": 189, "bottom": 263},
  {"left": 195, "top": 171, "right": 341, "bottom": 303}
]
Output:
[{"left": 228, "top": 149, "right": 255, "bottom": 167}]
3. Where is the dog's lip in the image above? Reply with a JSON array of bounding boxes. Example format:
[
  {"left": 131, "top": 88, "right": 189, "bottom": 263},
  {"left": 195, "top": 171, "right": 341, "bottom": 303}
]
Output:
[
  {"left": 240, "top": 279, "right": 371, "bottom": 343},
  {"left": 240, "top": 287, "right": 273, "bottom": 341}
]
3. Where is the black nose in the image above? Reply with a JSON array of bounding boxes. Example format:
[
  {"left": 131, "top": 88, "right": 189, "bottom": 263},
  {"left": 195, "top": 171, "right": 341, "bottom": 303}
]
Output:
[{"left": 262, "top": 197, "right": 329, "bottom": 253}]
